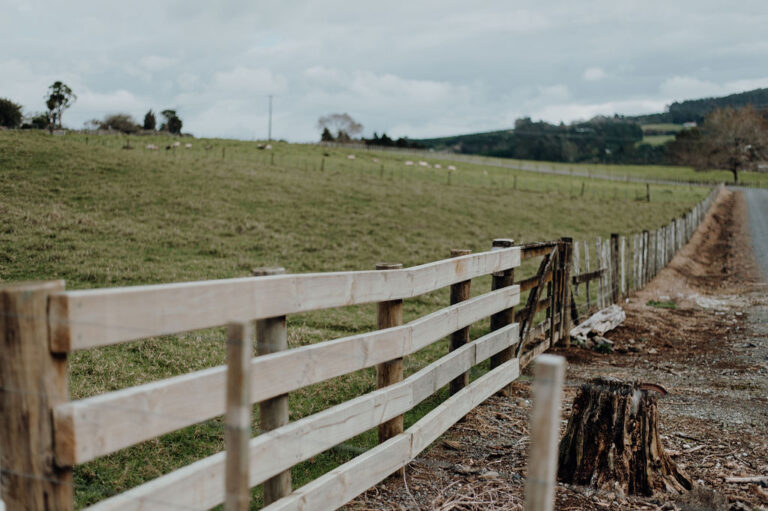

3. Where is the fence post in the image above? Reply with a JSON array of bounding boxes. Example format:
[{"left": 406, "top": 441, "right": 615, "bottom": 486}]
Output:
[
  {"left": 489, "top": 239, "right": 515, "bottom": 396},
  {"left": 559, "top": 238, "right": 573, "bottom": 347},
  {"left": 0, "top": 281, "right": 73, "bottom": 511},
  {"left": 226, "top": 321, "right": 253, "bottom": 511},
  {"left": 572, "top": 241, "right": 580, "bottom": 297},
  {"left": 375, "top": 262, "right": 404, "bottom": 475},
  {"left": 449, "top": 249, "right": 472, "bottom": 395},
  {"left": 595, "top": 238, "right": 603, "bottom": 309},
  {"left": 610, "top": 234, "right": 619, "bottom": 304},
  {"left": 619, "top": 236, "right": 626, "bottom": 296},
  {"left": 642, "top": 230, "right": 649, "bottom": 286},
  {"left": 524, "top": 354, "right": 566, "bottom": 511},
  {"left": 584, "top": 243, "right": 591, "bottom": 311},
  {"left": 253, "top": 267, "right": 291, "bottom": 504}
]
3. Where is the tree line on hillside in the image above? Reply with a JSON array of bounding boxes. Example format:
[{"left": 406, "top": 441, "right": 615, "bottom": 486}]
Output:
[
  {"left": 0, "top": 81, "right": 185, "bottom": 135},
  {"left": 416, "top": 117, "right": 666, "bottom": 164},
  {"left": 317, "top": 112, "right": 424, "bottom": 149},
  {"left": 631, "top": 87, "right": 768, "bottom": 125}
]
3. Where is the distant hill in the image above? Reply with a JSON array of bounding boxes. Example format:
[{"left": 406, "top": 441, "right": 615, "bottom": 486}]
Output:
[{"left": 411, "top": 87, "right": 768, "bottom": 165}]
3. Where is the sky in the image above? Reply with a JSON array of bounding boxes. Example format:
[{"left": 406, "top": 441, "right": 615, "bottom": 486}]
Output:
[{"left": 3, "top": 0, "right": 768, "bottom": 141}]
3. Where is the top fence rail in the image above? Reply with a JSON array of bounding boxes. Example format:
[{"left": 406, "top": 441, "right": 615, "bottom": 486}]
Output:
[{"left": 49, "top": 247, "right": 521, "bottom": 352}]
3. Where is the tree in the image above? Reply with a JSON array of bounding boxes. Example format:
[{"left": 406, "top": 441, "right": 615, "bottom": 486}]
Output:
[
  {"left": 669, "top": 106, "right": 768, "bottom": 183},
  {"left": 320, "top": 127, "right": 334, "bottom": 142},
  {"left": 160, "top": 109, "right": 183, "bottom": 134},
  {"left": 22, "top": 113, "right": 50, "bottom": 130},
  {"left": 143, "top": 110, "right": 156, "bottom": 130},
  {"left": 45, "top": 81, "right": 76, "bottom": 129},
  {"left": 0, "top": 98, "right": 23, "bottom": 128},
  {"left": 317, "top": 113, "right": 363, "bottom": 141},
  {"left": 99, "top": 113, "right": 140, "bottom": 133}
]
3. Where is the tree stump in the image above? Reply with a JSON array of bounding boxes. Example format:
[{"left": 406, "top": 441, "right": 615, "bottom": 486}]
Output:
[{"left": 557, "top": 378, "right": 692, "bottom": 496}]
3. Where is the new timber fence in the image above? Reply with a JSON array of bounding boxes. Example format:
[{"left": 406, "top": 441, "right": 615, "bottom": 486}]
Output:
[{"left": 0, "top": 184, "right": 722, "bottom": 511}]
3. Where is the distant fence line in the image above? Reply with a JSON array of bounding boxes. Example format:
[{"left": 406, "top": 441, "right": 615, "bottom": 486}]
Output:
[{"left": 0, "top": 185, "right": 722, "bottom": 510}]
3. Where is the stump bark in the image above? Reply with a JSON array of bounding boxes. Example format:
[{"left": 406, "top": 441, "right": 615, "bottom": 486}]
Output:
[{"left": 557, "top": 378, "right": 692, "bottom": 496}]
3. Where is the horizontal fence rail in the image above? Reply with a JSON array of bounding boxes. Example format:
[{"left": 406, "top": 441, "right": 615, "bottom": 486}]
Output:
[{"left": 0, "top": 184, "right": 723, "bottom": 511}]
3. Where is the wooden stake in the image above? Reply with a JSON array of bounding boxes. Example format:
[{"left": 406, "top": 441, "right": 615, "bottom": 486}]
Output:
[
  {"left": 449, "top": 249, "right": 472, "bottom": 395},
  {"left": 619, "top": 236, "right": 626, "bottom": 296},
  {"left": 375, "top": 262, "right": 404, "bottom": 476},
  {"left": 252, "top": 267, "right": 291, "bottom": 504},
  {"left": 595, "top": 238, "right": 603, "bottom": 309},
  {"left": 524, "top": 354, "right": 566, "bottom": 511},
  {"left": 0, "top": 281, "right": 73, "bottom": 511},
  {"left": 225, "top": 321, "right": 253, "bottom": 511},
  {"left": 610, "top": 234, "right": 619, "bottom": 304},
  {"left": 584, "top": 243, "right": 591, "bottom": 311},
  {"left": 559, "top": 238, "right": 573, "bottom": 347},
  {"left": 490, "top": 239, "right": 515, "bottom": 395}
]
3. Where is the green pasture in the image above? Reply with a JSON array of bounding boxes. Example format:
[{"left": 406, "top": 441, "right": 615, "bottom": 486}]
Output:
[{"left": 0, "top": 130, "right": 709, "bottom": 508}]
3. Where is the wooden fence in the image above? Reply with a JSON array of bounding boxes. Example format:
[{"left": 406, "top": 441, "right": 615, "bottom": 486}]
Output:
[{"left": 0, "top": 185, "right": 722, "bottom": 511}]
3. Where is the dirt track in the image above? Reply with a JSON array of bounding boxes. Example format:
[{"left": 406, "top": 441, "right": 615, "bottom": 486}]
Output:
[{"left": 350, "top": 189, "right": 768, "bottom": 511}]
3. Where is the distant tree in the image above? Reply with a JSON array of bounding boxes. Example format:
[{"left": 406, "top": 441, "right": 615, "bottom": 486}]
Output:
[
  {"left": 45, "top": 81, "right": 76, "bottom": 128},
  {"left": 160, "top": 109, "right": 183, "bottom": 134},
  {"left": 0, "top": 98, "right": 23, "bottom": 128},
  {"left": 317, "top": 113, "right": 363, "bottom": 141},
  {"left": 143, "top": 110, "right": 157, "bottom": 130},
  {"left": 669, "top": 106, "right": 768, "bottom": 183},
  {"left": 99, "top": 113, "right": 140, "bottom": 134},
  {"left": 22, "top": 113, "right": 51, "bottom": 130},
  {"left": 321, "top": 127, "right": 334, "bottom": 142}
]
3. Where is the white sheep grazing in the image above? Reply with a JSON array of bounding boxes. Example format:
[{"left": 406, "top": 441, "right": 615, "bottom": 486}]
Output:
[
  {"left": 145, "top": 144, "right": 158, "bottom": 150},
  {"left": 447, "top": 165, "right": 457, "bottom": 171},
  {"left": 347, "top": 154, "right": 356, "bottom": 160},
  {"left": 434, "top": 164, "right": 442, "bottom": 169},
  {"left": 172, "top": 141, "right": 181, "bottom": 147},
  {"left": 185, "top": 143, "right": 192, "bottom": 148},
  {"left": 404, "top": 160, "right": 414, "bottom": 166},
  {"left": 265, "top": 144, "right": 272, "bottom": 150},
  {"left": 418, "top": 161, "right": 429, "bottom": 167},
  {"left": 372, "top": 158, "right": 379, "bottom": 163}
]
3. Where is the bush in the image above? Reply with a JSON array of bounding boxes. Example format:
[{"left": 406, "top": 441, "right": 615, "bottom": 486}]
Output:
[
  {"left": 0, "top": 98, "right": 23, "bottom": 128},
  {"left": 21, "top": 113, "right": 50, "bottom": 130},
  {"left": 100, "top": 113, "right": 140, "bottom": 134}
]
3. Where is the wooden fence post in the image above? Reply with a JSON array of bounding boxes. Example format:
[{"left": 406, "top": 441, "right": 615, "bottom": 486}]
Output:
[
  {"left": 584, "top": 243, "right": 591, "bottom": 311},
  {"left": 524, "top": 354, "right": 566, "bottom": 511},
  {"left": 253, "top": 267, "right": 291, "bottom": 504},
  {"left": 449, "top": 249, "right": 472, "bottom": 395},
  {"left": 619, "top": 236, "right": 626, "bottom": 296},
  {"left": 559, "top": 238, "right": 573, "bottom": 347},
  {"left": 642, "top": 230, "right": 649, "bottom": 286},
  {"left": 489, "top": 239, "right": 515, "bottom": 396},
  {"left": 0, "top": 281, "right": 73, "bottom": 511},
  {"left": 375, "top": 262, "right": 404, "bottom": 475},
  {"left": 610, "top": 234, "right": 619, "bottom": 304},
  {"left": 595, "top": 238, "right": 603, "bottom": 309},
  {"left": 572, "top": 241, "right": 580, "bottom": 297},
  {"left": 226, "top": 321, "right": 253, "bottom": 511}
]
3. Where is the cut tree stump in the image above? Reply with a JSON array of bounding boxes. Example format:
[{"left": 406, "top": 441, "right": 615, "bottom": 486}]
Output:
[{"left": 557, "top": 378, "right": 692, "bottom": 496}]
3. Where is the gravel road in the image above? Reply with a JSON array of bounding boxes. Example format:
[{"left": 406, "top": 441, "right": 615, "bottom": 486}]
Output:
[{"left": 743, "top": 187, "right": 768, "bottom": 279}]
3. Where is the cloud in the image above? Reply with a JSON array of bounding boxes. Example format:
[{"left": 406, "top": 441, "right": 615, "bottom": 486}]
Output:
[
  {"left": 583, "top": 67, "right": 607, "bottom": 81},
  {"left": 212, "top": 67, "right": 287, "bottom": 94},
  {"left": 139, "top": 55, "right": 176, "bottom": 72}
]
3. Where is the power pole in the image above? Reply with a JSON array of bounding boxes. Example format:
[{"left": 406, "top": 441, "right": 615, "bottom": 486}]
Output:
[{"left": 268, "top": 95, "right": 273, "bottom": 141}]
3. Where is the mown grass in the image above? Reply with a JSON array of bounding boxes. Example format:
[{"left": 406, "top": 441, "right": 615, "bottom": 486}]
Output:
[{"left": 0, "top": 130, "right": 709, "bottom": 508}]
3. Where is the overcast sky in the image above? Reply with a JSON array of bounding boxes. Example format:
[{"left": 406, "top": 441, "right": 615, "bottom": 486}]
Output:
[{"left": 3, "top": 1, "right": 768, "bottom": 141}]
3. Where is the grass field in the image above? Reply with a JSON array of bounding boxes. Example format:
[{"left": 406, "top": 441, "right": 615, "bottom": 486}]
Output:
[
  {"left": 641, "top": 123, "right": 684, "bottom": 133},
  {"left": 0, "top": 130, "right": 710, "bottom": 508}
]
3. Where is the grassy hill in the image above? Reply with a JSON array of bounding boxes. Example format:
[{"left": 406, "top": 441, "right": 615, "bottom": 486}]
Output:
[{"left": 0, "top": 131, "right": 710, "bottom": 507}]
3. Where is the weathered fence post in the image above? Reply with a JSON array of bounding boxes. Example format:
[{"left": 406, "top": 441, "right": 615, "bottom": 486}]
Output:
[
  {"left": 559, "top": 238, "right": 573, "bottom": 347},
  {"left": 572, "top": 241, "right": 580, "bottom": 297},
  {"left": 375, "top": 262, "right": 404, "bottom": 475},
  {"left": 0, "top": 281, "right": 73, "bottom": 511},
  {"left": 489, "top": 239, "right": 515, "bottom": 396},
  {"left": 619, "top": 236, "right": 626, "bottom": 296},
  {"left": 253, "top": 267, "right": 291, "bottom": 504},
  {"left": 449, "top": 249, "right": 472, "bottom": 395},
  {"left": 610, "top": 234, "right": 619, "bottom": 304},
  {"left": 642, "top": 230, "right": 649, "bottom": 286},
  {"left": 226, "top": 321, "right": 253, "bottom": 511},
  {"left": 595, "top": 238, "right": 603, "bottom": 309},
  {"left": 524, "top": 354, "right": 566, "bottom": 511},
  {"left": 584, "top": 243, "right": 591, "bottom": 311}
]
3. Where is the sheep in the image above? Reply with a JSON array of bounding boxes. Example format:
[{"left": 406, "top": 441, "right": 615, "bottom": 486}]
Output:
[
  {"left": 347, "top": 154, "right": 356, "bottom": 160},
  {"left": 145, "top": 144, "right": 158, "bottom": 150},
  {"left": 418, "top": 161, "right": 429, "bottom": 167},
  {"left": 404, "top": 160, "right": 414, "bottom": 166},
  {"left": 185, "top": 143, "right": 192, "bottom": 149},
  {"left": 172, "top": 141, "right": 181, "bottom": 147},
  {"left": 447, "top": 165, "right": 457, "bottom": 171},
  {"left": 434, "top": 164, "right": 442, "bottom": 169}
]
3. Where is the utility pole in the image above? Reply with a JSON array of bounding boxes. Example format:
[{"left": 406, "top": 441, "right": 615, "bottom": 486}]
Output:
[{"left": 268, "top": 95, "right": 273, "bottom": 141}]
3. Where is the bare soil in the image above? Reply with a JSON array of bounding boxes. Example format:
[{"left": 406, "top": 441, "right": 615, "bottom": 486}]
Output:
[{"left": 349, "top": 189, "right": 768, "bottom": 511}]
